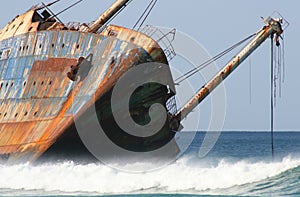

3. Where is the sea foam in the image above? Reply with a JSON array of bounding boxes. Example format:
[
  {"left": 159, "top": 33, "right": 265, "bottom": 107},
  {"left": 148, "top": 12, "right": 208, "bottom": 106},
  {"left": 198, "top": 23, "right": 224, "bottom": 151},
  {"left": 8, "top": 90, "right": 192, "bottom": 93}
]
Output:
[{"left": 0, "top": 155, "right": 299, "bottom": 196}]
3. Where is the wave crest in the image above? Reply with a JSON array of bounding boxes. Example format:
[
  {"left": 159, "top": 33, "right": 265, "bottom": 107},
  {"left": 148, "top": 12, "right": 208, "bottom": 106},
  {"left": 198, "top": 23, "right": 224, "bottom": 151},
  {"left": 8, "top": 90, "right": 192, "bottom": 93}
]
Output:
[{"left": 0, "top": 155, "right": 299, "bottom": 196}]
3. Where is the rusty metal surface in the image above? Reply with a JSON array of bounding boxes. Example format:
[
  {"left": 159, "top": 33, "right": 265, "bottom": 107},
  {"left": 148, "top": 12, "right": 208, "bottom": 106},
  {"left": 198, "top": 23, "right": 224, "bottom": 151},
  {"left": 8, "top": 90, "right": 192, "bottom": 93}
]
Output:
[
  {"left": 0, "top": 10, "right": 170, "bottom": 162},
  {"left": 0, "top": 10, "right": 40, "bottom": 41},
  {"left": 175, "top": 18, "right": 284, "bottom": 123},
  {"left": 87, "top": 0, "right": 131, "bottom": 33}
]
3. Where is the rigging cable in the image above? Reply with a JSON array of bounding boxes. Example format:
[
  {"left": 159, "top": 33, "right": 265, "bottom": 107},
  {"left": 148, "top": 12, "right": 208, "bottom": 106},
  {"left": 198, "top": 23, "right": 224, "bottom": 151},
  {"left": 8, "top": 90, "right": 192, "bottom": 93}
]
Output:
[
  {"left": 41, "top": 2, "right": 63, "bottom": 24},
  {"left": 41, "top": 0, "right": 84, "bottom": 24},
  {"left": 138, "top": 0, "right": 158, "bottom": 31},
  {"left": 270, "top": 32, "right": 285, "bottom": 161},
  {"left": 280, "top": 33, "right": 286, "bottom": 98},
  {"left": 37, "top": 0, "right": 61, "bottom": 10},
  {"left": 133, "top": 0, "right": 156, "bottom": 29},
  {"left": 282, "top": 33, "right": 286, "bottom": 84},
  {"left": 175, "top": 32, "right": 259, "bottom": 84},
  {"left": 133, "top": 0, "right": 158, "bottom": 31},
  {"left": 50, "top": 0, "right": 84, "bottom": 20},
  {"left": 278, "top": 38, "right": 282, "bottom": 98},
  {"left": 270, "top": 34, "right": 275, "bottom": 161}
]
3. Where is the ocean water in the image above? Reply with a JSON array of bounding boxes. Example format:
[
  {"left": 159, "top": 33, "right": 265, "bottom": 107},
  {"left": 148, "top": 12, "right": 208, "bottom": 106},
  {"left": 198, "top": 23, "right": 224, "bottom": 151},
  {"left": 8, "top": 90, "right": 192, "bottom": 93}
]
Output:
[{"left": 0, "top": 132, "right": 300, "bottom": 197}]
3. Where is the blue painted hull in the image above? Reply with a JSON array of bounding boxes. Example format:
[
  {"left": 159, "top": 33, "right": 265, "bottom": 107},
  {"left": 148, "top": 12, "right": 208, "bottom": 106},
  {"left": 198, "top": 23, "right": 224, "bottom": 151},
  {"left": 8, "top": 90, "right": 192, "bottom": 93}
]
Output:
[{"left": 0, "top": 25, "right": 175, "bottom": 162}]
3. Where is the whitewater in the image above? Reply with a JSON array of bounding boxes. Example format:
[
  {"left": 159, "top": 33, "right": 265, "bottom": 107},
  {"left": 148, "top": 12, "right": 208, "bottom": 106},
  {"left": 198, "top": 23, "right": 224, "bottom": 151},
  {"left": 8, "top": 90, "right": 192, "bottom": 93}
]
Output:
[
  {"left": 1, "top": 132, "right": 300, "bottom": 196},
  {"left": 0, "top": 155, "right": 299, "bottom": 196}
]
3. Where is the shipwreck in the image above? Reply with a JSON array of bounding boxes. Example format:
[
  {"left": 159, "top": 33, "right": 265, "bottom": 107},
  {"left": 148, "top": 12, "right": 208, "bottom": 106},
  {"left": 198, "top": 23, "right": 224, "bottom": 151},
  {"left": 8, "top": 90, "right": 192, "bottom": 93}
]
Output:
[{"left": 0, "top": 0, "right": 285, "bottom": 162}]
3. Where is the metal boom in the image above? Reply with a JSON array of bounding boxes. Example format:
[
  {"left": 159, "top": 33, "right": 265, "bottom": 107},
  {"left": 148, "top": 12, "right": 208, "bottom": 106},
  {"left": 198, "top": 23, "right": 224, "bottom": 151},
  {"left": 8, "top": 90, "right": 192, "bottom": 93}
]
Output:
[
  {"left": 173, "top": 17, "right": 283, "bottom": 123},
  {"left": 87, "top": 0, "right": 131, "bottom": 33}
]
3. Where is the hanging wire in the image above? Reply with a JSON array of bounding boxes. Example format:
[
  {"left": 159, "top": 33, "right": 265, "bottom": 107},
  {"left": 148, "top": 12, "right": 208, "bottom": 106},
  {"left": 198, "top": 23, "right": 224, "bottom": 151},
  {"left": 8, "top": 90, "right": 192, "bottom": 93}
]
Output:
[
  {"left": 41, "top": 0, "right": 85, "bottom": 24},
  {"left": 270, "top": 31, "right": 286, "bottom": 161},
  {"left": 272, "top": 33, "right": 286, "bottom": 102},
  {"left": 278, "top": 41, "right": 282, "bottom": 98},
  {"left": 136, "top": 0, "right": 158, "bottom": 31},
  {"left": 280, "top": 33, "right": 286, "bottom": 97},
  {"left": 133, "top": 0, "right": 156, "bottom": 29},
  {"left": 37, "top": 0, "right": 61, "bottom": 10},
  {"left": 41, "top": 2, "right": 64, "bottom": 24},
  {"left": 138, "top": 0, "right": 157, "bottom": 31},
  {"left": 273, "top": 40, "right": 277, "bottom": 107},
  {"left": 49, "top": 0, "right": 84, "bottom": 20},
  {"left": 282, "top": 33, "right": 285, "bottom": 84},
  {"left": 174, "top": 32, "right": 259, "bottom": 84},
  {"left": 270, "top": 35, "right": 275, "bottom": 161}
]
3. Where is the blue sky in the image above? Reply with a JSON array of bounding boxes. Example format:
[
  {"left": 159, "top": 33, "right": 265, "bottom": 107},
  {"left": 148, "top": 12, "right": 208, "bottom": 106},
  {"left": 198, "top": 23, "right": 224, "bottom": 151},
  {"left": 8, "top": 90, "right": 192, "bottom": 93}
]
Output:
[{"left": 0, "top": 0, "right": 299, "bottom": 131}]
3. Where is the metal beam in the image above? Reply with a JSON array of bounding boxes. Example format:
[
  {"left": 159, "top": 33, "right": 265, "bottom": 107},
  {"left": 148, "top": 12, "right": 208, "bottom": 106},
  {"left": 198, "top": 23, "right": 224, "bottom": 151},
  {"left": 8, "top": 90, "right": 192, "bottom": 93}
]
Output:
[
  {"left": 87, "top": 0, "right": 131, "bottom": 33},
  {"left": 174, "top": 17, "right": 284, "bottom": 123}
]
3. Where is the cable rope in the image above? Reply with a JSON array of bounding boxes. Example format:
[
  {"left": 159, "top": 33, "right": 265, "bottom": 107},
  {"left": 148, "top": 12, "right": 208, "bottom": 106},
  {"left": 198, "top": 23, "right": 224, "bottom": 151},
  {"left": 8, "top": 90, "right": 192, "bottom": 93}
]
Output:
[
  {"left": 52, "top": 0, "right": 84, "bottom": 19},
  {"left": 133, "top": 0, "right": 158, "bottom": 31},
  {"left": 175, "top": 32, "right": 259, "bottom": 84},
  {"left": 270, "top": 35, "right": 275, "bottom": 161},
  {"left": 133, "top": 0, "right": 155, "bottom": 29},
  {"left": 137, "top": 0, "right": 157, "bottom": 30}
]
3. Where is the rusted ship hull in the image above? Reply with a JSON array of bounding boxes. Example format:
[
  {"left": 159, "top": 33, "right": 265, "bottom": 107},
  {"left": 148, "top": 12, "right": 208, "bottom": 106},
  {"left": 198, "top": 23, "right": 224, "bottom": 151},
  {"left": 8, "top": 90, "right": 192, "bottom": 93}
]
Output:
[{"left": 0, "top": 22, "right": 175, "bottom": 162}]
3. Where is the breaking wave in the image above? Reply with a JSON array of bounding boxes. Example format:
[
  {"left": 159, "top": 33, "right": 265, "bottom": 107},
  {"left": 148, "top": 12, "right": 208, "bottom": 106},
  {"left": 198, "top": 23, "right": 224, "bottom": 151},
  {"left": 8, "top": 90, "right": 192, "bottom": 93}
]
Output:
[{"left": 0, "top": 154, "right": 299, "bottom": 196}]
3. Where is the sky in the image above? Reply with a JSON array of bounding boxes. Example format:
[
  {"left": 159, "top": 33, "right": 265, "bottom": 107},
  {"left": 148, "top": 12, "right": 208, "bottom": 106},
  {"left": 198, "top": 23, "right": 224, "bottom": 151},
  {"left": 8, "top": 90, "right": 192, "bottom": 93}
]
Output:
[{"left": 0, "top": 0, "right": 299, "bottom": 131}]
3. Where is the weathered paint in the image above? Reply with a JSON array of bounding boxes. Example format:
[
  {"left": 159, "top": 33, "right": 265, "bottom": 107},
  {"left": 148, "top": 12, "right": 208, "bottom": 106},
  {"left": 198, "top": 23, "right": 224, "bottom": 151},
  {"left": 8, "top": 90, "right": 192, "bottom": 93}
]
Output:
[
  {"left": 0, "top": 6, "right": 173, "bottom": 162},
  {"left": 0, "top": 10, "right": 39, "bottom": 41}
]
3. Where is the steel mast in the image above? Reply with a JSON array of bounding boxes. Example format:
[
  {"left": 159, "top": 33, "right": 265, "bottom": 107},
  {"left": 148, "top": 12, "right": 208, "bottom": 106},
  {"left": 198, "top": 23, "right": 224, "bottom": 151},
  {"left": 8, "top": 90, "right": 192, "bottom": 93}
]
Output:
[
  {"left": 86, "top": 0, "right": 131, "bottom": 33},
  {"left": 173, "top": 17, "right": 283, "bottom": 124}
]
